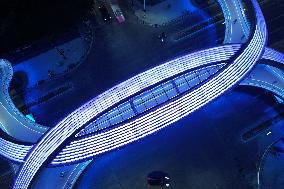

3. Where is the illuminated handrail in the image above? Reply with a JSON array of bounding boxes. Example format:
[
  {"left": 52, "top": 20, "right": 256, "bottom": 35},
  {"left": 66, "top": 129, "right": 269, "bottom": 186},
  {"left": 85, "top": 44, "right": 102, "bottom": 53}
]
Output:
[{"left": 263, "top": 47, "right": 284, "bottom": 65}]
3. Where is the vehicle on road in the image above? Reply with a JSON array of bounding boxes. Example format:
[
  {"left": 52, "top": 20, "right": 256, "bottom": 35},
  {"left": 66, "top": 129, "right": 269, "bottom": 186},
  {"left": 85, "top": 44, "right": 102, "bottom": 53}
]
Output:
[
  {"left": 114, "top": 9, "right": 125, "bottom": 23},
  {"left": 109, "top": 1, "right": 125, "bottom": 23},
  {"left": 147, "top": 171, "right": 170, "bottom": 187}
]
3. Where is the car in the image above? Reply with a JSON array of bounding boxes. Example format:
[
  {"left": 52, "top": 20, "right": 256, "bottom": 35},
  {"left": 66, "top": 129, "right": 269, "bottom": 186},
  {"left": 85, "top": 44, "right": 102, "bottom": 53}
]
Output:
[
  {"left": 147, "top": 171, "right": 170, "bottom": 187},
  {"left": 109, "top": 2, "right": 125, "bottom": 23},
  {"left": 114, "top": 9, "right": 125, "bottom": 23},
  {"left": 98, "top": 5, "right": 112, "bottom": 21}
]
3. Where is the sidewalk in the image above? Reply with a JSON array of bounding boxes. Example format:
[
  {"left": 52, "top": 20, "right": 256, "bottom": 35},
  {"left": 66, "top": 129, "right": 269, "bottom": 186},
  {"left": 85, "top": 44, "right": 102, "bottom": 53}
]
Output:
[{"left": 12, "top": 21, "right": 94, "bottom": 89}]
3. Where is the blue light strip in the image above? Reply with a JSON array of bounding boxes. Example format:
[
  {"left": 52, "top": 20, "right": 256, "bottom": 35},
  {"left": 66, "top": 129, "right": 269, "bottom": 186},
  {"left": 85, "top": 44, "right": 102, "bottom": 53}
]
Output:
[
  {"left": 13, "top": 0, "right": 267, "bottom": 188},
  {"left": 263, "top": 47, "right": 284, "bottom": 65},
  {"left": 0, "top": 138, "right": 31, "bottom": 163}
]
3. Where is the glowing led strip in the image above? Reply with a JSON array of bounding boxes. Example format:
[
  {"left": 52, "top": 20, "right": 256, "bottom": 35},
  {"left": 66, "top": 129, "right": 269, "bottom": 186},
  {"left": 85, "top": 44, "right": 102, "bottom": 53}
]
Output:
[
  {"left": 0, "top": 139, "right": 31, "bottom": 163},
  {"left": 262, "top": 47, "right": 284, "bottom": 65},
  {"left": 12, "top": 0, "right": 267, "bottom": 188}
]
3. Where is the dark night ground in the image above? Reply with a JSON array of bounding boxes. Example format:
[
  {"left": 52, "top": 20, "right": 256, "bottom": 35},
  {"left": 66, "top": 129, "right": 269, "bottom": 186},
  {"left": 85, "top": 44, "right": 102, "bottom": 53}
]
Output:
[{"left": 0, "top": 0, "right": 92, "bottom": 54}]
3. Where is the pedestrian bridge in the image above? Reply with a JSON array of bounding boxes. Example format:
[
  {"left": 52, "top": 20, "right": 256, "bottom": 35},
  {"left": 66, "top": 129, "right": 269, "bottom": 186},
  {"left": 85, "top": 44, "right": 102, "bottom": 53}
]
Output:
[
  {"left": 0, "top": 60, "right": 47, "bottom": 143},
  {"left": 241, "top": 48, "right": 284, "bottom": 99},
  {"left": 0, "top": 0, "right": 283, "bottom": 188}
]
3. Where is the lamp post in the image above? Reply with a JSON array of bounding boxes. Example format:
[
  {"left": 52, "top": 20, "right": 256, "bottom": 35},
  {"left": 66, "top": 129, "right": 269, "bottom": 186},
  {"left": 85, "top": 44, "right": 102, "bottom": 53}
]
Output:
[{"left": 143, "top": 0, "right": 146, "bottom": 12}]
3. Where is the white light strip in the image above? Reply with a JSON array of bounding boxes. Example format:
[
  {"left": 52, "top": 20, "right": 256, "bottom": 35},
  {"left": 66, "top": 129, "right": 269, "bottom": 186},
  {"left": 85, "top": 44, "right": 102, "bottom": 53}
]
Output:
[{"left": 262, "top": 47, "right": 284, "bottom": 65}]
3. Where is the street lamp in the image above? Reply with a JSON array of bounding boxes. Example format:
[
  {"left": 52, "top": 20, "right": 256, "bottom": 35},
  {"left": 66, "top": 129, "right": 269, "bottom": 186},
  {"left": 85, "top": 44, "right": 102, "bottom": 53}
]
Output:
[{"left": 143, "top": 0, "right": 146, "bottom": 12}]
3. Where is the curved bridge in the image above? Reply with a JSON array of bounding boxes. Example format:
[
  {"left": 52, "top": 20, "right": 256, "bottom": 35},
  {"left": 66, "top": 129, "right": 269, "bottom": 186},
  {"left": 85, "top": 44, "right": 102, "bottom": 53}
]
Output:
[
  {"left": 241, "top": 63, "right": 284, "bottom": 99},
  {"left": 0, "top": 0, "right": 284, "bottom": 188},
  {"left": 0, "top": 60, "right": 47, "bottom": 143}
]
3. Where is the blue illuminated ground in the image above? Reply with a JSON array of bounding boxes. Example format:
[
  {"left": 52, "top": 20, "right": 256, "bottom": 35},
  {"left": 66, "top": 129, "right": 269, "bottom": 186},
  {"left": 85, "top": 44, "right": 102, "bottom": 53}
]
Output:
[{"left": 74, "top": 87, "right": 280, "bottom": 189}]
